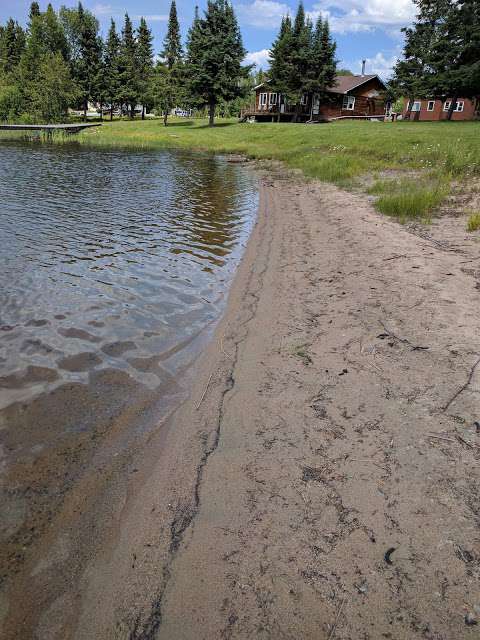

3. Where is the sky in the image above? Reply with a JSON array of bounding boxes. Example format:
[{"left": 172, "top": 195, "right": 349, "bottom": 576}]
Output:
[{"left": 0, "top": 0, "right": 418, "bottom": 79}]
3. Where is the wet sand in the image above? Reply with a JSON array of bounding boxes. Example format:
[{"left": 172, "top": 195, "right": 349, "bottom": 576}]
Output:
[{"left": 3, "top": 173, "right": 480, "bottom": 638}]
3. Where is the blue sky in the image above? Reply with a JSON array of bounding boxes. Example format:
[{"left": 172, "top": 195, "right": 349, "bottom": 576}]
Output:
[{"left": 0, "top": 0, "right": 417, "bottom": 79}]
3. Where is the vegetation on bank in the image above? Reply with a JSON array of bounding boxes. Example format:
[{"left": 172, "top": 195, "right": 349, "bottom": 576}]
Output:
[{"left": 32, "top": 118, "right": 477, "bottom": 222}]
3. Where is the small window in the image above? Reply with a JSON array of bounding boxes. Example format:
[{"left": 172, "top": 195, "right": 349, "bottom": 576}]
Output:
[
  {"left": 443, "top": 101, "right": 451, "bottom": 111},
  {"left": 456, "top": 101, "right": 464, "bottom": 112},
  {"left": 342, "top": 95, "right": 355, "bottom": 110},
  {"left": 300, "top": 94, "right": 308, "bottom": 105},
  {"left": 259, "top": 93, "right": 267, "bottom": 107},
  {"left": 411, "top": 101, "right": 421, "bottom": 112},
  {"left": 427, "top": 100, "right": 435, "bottom": 111},
  {"left": 269, "top": 93, "right": 278, "bottom": 106}
]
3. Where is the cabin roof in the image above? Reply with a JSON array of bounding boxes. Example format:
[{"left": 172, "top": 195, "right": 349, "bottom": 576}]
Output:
[{"left": 254, "top": 74, "right": 387, "bottom": 94}]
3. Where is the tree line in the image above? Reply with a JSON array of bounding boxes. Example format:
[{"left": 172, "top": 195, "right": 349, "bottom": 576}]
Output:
[
  {"left": 0, "top": 0, "right": 249, "bottom": 126},
  {"left": 393, "top": 0, "right": 480, "bottom": 119},
  {"left": 268, "top": 2, "right": 337, "bottom": 121}
]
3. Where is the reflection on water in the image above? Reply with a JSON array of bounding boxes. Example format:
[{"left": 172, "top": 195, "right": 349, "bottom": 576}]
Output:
[{"left": 0, "top": 143, "right": 258, "bottom": 409}]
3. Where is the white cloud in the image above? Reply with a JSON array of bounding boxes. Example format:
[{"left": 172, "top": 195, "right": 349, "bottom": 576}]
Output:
[
  {"left": 310, "top": 0, "right": 415, "bottom": 35},
  {"left": 134, "top": 15, "right": 168, "bottom": 22},
  {"left": 353, "top": 52, "right": 399, "bottom": 79},
  {"left": 236, "top": 0, "right": 290, "bottom": 29},
  {"left": 245, "top": 49, "right": 271, "bottom": 69},
  {"left": 91, "top": 3, "right": 113, "bottom": 16}
]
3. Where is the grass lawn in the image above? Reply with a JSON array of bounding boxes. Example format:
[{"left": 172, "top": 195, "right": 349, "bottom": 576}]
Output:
[{"left": 8, "top": 117, "right": 480, "bottom": 221}]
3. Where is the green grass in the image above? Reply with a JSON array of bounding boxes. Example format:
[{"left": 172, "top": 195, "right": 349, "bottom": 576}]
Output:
[
  {"left": 367, "top": 175, "right": 450, "bottom": 222},
  {"left": 467, "top": 212, "right": 480, "bottom": 232},
  {"left": 4, "top": 117, "right": 480, "bottom": 220}
]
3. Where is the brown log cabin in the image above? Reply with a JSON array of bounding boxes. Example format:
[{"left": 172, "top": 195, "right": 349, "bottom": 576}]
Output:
[{"left": 242, "top": 74, "right": 390, "bottom": 122}]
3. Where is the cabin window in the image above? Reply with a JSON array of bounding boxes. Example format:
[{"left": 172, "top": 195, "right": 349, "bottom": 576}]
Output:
[
  {"left": 427, "top": 100, "right": 435, "bottom": 111},
  {"left": 443, "top": 100, "right": 465, "bottom": 112},
  {"left": 410, "top": 101, "right": 421, "bottom": 112},
  {"left": 259, "top": 93, "right": 268, "bottom": 107},
  {"left": 300, "top": 94, "right": 308, "bottom": 105},
  {"left": 269, "top": 93, "right": 278, "bottom": 106},
  {"left": 342, "top": 95, "right": 355, "bottom": 111}
]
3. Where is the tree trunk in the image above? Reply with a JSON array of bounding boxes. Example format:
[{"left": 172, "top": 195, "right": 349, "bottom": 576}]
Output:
[
  {"left": 99, "top": 102, "right": 103, "bottom": 121},
  {"left": 110, "top": 104, "right": 114, "bottom": 121},
  {"left": 142, "top": 105, "right": 145, "bottom": 120},
  {"left": 208, "top": 100, "right": 215, "bottom": 127},
  {"left": 130, "top": 103, "right": 134, "bottom": 119},
  {"left": 83, "top": 98, "right": 87, "bottom": 122},
  {"left": 447, "top": 93, "right": 458, "bottom": 121},
  {"left": 164, "top": 111, "right": 168, "bottom": 127}
]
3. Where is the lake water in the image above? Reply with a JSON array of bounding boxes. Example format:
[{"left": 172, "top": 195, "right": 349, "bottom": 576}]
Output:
[{"left": 0, "top": 141, "right": 257, "bottom": 581}]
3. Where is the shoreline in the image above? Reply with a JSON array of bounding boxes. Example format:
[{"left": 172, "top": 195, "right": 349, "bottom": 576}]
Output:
[{"left": 3, "top": 171, "right": 480, "bottom": 638}]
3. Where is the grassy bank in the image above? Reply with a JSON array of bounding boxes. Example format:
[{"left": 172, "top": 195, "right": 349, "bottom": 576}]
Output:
[{"left": 7, "top": 117, "right": 480, "bottom": 222}]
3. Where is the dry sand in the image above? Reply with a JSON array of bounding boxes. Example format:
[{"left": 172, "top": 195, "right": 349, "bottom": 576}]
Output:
[{"left": 3, "top": 173, "right": 480, "bottom": 639}]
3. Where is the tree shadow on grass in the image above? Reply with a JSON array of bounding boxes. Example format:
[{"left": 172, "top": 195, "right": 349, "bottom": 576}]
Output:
[{"left": 196, "top": 122, "right": 237, "bottom": 129}]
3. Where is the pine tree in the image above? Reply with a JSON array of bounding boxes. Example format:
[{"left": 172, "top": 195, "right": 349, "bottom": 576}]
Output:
[
  {"left": 104, "top": 19, "right": 121, "bottom": 120},
  {"left": 162, "top": 1, "right": 183, "bottom": 69},
  {"left": 75, "top": 2, "right": 103, "bottom": 120},
  {"left": 268, "top": 15, "right": 294, "bottom": 114},
  {"left": 186, "top": 0, "right": 248, "bottom": 126},
  {"left": 0, "top": 19, "right": 26, "bottom": 74},
  {"left": 136, "top": 17, "right": 154, "bottom": 119},
  {"left": 119, "top": 13, "right": 138, "bottom": 118},
  {"left": 29, "top": 2, "right": 41, "bottom": 22},
  {"left": 157, "top": 1, "right": 185, "bottom": 126}
]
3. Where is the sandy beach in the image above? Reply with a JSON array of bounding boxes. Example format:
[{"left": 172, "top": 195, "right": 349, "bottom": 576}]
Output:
[{"left": 3, "top": 170, "right": 480, "bottom": 639}]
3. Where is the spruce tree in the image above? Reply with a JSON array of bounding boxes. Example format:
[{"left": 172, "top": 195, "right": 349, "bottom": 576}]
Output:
[
  {"left": 76, "top": 2, "right": 102, "bottom": 120},
  {"left": 185, "top": 0, "right": 248, "bottom": 126},
  {"left": 158, "top": 1, "right": 185, "bottom": 126},
  {"left": 104, "top": 19, "right": 121, "bottom": 120},
  {"left": 119, "top": 14, "right": 138, "bottom": 118},
  {"left": 162, "top": 1, "right": 183, "bottom": 69},
  {"left": 137, "top": 17, "right": 154, "bottom": 119},
  {"left": 0, "top": 19, "right": 26, "bottom": 74},
  {"left": 268, "top": 15, "right": 294, "bottom": 118}
]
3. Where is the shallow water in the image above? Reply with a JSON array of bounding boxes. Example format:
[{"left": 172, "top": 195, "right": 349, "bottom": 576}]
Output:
[
  {"left": 0, "top": 143, "right": 257, "bottom": 409},
  {"left": 0, "top": 142, "right": 257, "bottom": 576}
]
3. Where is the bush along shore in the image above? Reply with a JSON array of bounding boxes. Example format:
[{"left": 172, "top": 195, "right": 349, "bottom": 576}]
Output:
[{"left": 43, "top": 117, "right": 480, "bottom": 227}]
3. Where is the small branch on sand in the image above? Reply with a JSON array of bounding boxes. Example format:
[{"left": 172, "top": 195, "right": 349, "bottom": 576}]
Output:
[
  {"left": 428, "top": 434, "right": 456, "bottom": 443},
  {"left": 328, "top": 596, "right": 347, "bottom": 640},
  {"left": 196, "top": 372, "right": 214, "bottom": 410},
  {"left": 220, "top": 337, "right": 233, "bottom": 359},
  {"left": 378, "top": 320, "right": 429, "bottom": 352},
  {"left": 383, "top": 254, "right": 407, "bottom": 261},
  {"left": 442, "top": 356, "right": 480, "bottom": 412}
]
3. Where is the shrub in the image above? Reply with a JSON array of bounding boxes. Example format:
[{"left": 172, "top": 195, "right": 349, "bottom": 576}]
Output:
[{"left": 467, "top": 213, "right": 480, "bottom": 232}]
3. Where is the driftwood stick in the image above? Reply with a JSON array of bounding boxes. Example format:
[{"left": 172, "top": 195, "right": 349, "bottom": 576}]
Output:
[
  {"left": 442, "top": 356, "right": 480, "bottom": 412},
  {"left": 379, "top": 320, "right": 429, "bottom": 351},
  {"left": 196, "top": 372, "right": 214, "bottom": 410},
  {"left": 328, "top": 596, "right": 347, "bottom": 640}
]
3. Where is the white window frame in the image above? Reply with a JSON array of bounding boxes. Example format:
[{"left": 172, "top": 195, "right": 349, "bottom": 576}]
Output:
[
  {"left": 342, "top": 95, "right": 356, "bottom": 111},
  {"left": 411, "top": 101, "right": 421, "bottom": 112},
  {"left": 269, "top": 93, "right": 278, "bottom": 106},
  {"left": 259, "top": 93, "right": 267, "bottom": 109},
  {"left": 300, "top": 93, "right": 308, "bottom": 106},
  {"left": 427, "top": 100, "right": 435, "bottom": 111},
  {"left": 443, "top": 100, "right": 464, "bottom": 112}
]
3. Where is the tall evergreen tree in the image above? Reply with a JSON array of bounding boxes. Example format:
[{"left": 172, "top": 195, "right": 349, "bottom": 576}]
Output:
[
  {"left": 268, "top": 15, "right": 294, "bottom": 116},
  {"left": 185, "top": 0, "right": 248, "bottom": 126},
  {"left": 119, "top": 13, "right": 138, "bottom": 118},
  {"left": 158, "top": 0, "right": 185, "bottom": 126},
  {"left": 136, "top": 17, "right": 154, "bottom": 119},
  {"left": 162, "top": 0, "right": 183, "bottom": 69},
  {"left": 0, "top": 19, "right": 26, "bottom": 74},
  {"left": 103, "top": 19, "right": 121, "bottom": 120},
  {"left": 75, "top": 2, "right": 103, "bottom": 120},
  {"left": 29, "top": 2, "right": 41, "bottom": 22}
]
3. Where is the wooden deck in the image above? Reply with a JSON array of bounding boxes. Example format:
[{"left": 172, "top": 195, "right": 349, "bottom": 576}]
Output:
[{"left": 0, "top": 123, "right": 102, "bottom": 134}]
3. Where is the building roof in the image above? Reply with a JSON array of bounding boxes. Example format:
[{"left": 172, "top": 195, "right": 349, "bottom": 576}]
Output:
[
  {"left": 254, "top": 75, "right": 387, "bottom": 94},
  {"left": 329, "top": 74, "right": 386, "bottom": 94}
]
